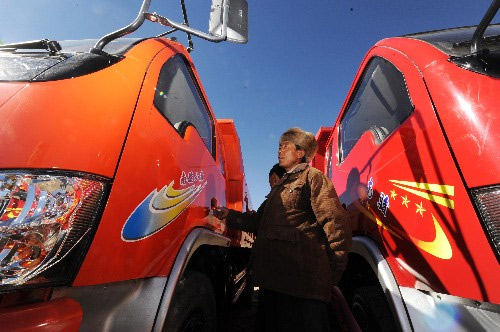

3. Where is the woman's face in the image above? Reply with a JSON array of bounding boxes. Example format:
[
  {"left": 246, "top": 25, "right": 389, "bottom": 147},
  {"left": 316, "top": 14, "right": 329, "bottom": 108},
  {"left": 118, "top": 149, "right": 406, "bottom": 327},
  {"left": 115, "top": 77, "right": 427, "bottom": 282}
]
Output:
[{"left": 278, "top": 141, "right": 305, "bottom": 171}]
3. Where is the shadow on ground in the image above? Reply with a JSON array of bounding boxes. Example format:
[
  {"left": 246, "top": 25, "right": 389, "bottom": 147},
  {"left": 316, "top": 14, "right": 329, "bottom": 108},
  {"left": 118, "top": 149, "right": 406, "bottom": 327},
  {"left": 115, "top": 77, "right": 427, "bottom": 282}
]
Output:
[
  {"left": 220, "top": 287, "right": 258, "bottom": 332},
  {"left": 220, "top": 286, "right": 361, "bottom": 332}
]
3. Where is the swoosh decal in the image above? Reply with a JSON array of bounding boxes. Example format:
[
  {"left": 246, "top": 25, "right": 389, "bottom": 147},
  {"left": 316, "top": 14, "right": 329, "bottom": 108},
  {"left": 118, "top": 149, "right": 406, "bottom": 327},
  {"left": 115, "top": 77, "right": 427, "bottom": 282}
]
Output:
[
  {"left": 122, "top": 180, "right": 207, "bottom": 241},
  {"left": 389, "top": 180, "right": 454, "bottom": 196},
  {"left": 152, "top": 181, "right": 197, "bottom": 210},
  {"left": 355, "top": 177, "right": 455, "bottom": 260},
  {"left": 408, "top": 214, "right": 453, "bottom": 260},
  {"left": 390, "top": 180, "right": 454, "bottom": 209}
]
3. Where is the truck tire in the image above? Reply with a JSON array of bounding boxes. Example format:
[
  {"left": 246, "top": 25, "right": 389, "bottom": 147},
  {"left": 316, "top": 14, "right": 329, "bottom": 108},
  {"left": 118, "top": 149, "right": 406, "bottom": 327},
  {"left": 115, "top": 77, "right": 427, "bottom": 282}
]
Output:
[
  {"left": 163, "top": 271, "right": 216, "bottom": 332},
  {"left": 351, "top": 286, "right": 397, "bottom": 332}
]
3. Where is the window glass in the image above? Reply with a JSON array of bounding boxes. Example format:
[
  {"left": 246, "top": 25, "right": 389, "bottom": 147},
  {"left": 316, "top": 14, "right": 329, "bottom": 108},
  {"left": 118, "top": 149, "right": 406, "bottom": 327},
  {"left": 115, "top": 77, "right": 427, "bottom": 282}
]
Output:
[
  {"left": 154, "top": 55, "right": 213, "bottom": 154},
  {"left": 339, "top": 57, "right": 413, "bottom": 162}
]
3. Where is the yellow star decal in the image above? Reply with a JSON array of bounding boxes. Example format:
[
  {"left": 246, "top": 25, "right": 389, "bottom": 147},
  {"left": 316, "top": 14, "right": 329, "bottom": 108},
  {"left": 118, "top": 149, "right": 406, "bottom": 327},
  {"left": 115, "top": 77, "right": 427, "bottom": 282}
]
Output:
[
  {"left": 415, "top": 201, "right": 426, "bottom": 217},
  {"left": 390, "top": 189, "right": 397, "bottom": 200},
  {"left": 401, "top": 195, "right": 410, "bottom": 208}
]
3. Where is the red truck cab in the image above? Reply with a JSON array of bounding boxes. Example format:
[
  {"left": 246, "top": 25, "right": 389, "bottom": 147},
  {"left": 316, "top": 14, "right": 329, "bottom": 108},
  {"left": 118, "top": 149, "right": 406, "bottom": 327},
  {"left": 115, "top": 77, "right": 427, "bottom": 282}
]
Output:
[
  {"left": 314, "top": 2, "right": 500, "bottom": 331},
  {"left": 0, "top": 1, "right": 252, "bottom": 331}
]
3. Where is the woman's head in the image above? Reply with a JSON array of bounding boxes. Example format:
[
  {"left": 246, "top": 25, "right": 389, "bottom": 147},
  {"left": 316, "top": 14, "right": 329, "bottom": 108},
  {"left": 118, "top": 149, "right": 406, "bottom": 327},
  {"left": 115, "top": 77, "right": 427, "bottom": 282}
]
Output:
[{"left": 278, "top": 127, "right": 318, "bottom": 171}]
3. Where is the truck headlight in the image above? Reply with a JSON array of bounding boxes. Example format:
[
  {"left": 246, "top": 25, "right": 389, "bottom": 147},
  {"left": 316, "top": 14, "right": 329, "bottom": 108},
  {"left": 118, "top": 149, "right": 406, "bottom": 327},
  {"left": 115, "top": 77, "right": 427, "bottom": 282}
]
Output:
[
  {"left": 0, "top": 172, "right": 108, "bottom": 290},
  {"left": 471, "top": 185, "right": 500, "bottom": 260}
]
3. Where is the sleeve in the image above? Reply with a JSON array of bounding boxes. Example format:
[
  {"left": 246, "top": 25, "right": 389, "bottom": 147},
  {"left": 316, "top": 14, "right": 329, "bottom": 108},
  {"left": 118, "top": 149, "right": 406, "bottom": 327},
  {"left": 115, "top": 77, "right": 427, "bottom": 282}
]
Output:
[
  {"left": 309, "top": 170, "right": 352, "bottom": 286},
  {"left": 226, "top": 200, "right": 266, "bottom": 234}
]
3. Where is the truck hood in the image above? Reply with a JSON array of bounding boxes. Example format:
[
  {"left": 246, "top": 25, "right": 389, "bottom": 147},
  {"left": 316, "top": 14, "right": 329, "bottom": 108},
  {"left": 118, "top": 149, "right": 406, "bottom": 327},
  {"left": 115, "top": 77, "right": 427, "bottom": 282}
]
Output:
[
  {"left": 0, "top": 82, "right": 26, "bottom": 107},
  {"left": 0, "top": 48, "right": 153, "bottom": 178},
  {"left": 423, "top": 59, "right": 500, "bottom": 188}
]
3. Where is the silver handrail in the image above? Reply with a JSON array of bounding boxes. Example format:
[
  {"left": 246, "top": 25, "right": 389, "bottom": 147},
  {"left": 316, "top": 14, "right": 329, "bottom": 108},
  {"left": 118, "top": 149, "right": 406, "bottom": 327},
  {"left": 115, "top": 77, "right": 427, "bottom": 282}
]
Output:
[{"left": 91, "top": 0, "right": 152, "bottom": 53}]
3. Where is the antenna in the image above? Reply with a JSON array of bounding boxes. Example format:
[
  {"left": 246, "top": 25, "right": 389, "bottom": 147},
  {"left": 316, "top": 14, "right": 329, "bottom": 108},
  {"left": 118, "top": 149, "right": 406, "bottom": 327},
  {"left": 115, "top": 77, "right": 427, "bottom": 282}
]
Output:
[{"left": 180, "top": 0, "right": 194, "bottom": 52}]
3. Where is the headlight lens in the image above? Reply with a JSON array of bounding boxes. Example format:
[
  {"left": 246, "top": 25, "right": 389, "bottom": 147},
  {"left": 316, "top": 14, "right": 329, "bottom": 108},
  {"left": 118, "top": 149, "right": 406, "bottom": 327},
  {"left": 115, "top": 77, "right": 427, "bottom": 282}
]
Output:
[
  {"left": 471, "top": 185, "right": 500, "bottom": 260},
  {"left": 0, "top": 172, "right": 107, "bottom": 289}
]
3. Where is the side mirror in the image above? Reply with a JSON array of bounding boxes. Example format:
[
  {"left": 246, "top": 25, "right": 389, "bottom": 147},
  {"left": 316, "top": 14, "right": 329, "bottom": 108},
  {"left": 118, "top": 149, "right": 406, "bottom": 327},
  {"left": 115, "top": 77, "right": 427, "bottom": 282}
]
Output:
[
  {"left": 142, "top": 0, "right": 248, "bottom": 45},
  {"left": 209, "top": 0, "right": 248, "bottom": 43}
]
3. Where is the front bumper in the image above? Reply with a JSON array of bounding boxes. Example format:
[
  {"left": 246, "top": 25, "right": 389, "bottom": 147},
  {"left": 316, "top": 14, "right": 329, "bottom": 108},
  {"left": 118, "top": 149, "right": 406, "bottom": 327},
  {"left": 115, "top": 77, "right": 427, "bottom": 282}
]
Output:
[{"left": 0, "top": 297, "right": 82, "bottom": 331}]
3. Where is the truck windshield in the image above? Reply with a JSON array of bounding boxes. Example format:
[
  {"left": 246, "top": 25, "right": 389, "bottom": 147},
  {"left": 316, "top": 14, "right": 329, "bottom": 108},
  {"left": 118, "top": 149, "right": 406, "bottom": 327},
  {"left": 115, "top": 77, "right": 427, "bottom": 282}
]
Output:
[
  {"left": 409, "top": 24, "right": 500, "bottom": 78},
  {"left": 59, "top": 39, "right": 142, "bottom": 54},
  {"left": 0, "top": 38, "right": 141, "bottom": 82},
  {"left": 0, "top": 55, "right": 64, "bottom": 81},
  {"left": 407, "top": 24, "right": 500, "bottom": 56}
]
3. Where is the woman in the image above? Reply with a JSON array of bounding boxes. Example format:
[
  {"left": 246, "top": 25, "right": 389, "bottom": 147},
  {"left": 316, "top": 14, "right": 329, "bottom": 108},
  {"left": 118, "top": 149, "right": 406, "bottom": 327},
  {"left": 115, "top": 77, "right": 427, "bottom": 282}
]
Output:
[{"left": 214, "top": 127, "right": 351, "bottom": 332}]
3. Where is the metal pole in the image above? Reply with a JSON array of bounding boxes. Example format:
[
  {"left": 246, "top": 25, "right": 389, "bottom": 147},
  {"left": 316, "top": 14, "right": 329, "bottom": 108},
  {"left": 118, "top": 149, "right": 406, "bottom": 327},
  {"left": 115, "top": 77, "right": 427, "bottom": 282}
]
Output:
[
  {"left": 471, "top": 0, "right": 500, "bottom": 54},
  {"left": 92, "top": 0, "right": 152, "bottom": 53}
]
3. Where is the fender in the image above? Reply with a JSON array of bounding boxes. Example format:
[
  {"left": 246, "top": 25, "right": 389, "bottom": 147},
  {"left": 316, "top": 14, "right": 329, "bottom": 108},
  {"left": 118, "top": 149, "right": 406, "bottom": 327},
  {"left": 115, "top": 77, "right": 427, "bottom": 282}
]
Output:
[
  {"left": 52, "top": 228, "right": 230, "bottom": 331},
  {"left": 351, "top": 236, "right": 413, "bottom": 332},
  {"left": 351, "top": 236, "right": 500, "bottom": 331},
  {"left": 152, "top": 228, "right": 231, "bottom": 331}
]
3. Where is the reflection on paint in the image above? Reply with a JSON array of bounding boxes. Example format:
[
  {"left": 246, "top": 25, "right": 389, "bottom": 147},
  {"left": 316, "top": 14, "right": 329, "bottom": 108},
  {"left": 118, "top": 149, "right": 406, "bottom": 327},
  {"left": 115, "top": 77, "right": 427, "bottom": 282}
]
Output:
[{"left": 420, "top": 296, "right": 461, "bottom": 331}]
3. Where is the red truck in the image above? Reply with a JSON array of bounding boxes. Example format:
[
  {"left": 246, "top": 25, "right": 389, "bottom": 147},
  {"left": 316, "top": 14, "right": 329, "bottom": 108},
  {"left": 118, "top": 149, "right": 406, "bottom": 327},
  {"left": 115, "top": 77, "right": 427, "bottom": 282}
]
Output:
[
  {"left": 0, "top": 0, "right": 252, "bottom": 331},
  {"left": 314, "top": 1, "right": 500, "bottom": 331}
]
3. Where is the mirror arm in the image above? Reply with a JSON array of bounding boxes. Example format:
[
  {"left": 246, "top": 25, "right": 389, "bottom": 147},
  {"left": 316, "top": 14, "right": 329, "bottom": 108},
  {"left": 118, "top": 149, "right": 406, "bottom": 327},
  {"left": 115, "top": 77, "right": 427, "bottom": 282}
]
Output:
[
  {"left": 471, "top": 0, "right": 500, "bottom": 54},
  {"left": 145, "top": 0, "right": 229, "bottom": 43},
  {"left": 91, "top": 0, "right": 152, "bottom": 53}
]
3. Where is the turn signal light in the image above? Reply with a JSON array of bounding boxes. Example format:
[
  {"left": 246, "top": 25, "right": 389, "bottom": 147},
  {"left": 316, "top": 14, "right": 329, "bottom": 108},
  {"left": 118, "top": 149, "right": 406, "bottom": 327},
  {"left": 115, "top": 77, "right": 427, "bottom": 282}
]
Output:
[{"left": 471, "top": 185, "right": 500, "bottom": 260}]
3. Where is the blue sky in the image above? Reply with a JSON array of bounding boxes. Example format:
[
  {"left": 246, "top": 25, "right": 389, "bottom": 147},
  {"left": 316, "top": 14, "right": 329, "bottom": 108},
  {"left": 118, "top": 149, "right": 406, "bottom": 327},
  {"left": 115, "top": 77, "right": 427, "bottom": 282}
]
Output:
[{"left": 1, "top": 0, "right": 498, "bottom": 207}]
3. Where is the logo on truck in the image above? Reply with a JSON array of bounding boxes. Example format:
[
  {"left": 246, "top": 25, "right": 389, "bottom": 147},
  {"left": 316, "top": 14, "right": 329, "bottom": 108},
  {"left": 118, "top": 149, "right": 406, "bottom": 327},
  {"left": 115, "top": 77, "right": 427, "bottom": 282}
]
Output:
[
  {"left": 358, "top": 179, "right": 454, "bottom": 260},
  {"left": 122, "top": 174, "right": 207, "bottom": 241}
]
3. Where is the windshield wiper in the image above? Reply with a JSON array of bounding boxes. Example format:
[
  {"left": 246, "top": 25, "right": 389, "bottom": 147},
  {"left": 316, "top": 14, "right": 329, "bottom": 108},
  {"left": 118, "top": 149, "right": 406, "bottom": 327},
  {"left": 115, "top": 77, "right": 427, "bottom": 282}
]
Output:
[
  {"left": 453, "top": 34, "right": 500, "bottom": 48},
  {"left": 0, "top": 39, "right": 62, "bottom": 55}
]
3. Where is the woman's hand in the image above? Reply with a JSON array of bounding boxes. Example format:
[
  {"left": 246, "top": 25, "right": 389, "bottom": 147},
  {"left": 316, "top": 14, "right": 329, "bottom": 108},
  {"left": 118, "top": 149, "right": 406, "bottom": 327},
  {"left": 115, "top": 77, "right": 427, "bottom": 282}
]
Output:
[{"left": 212, "top": 206, "right": 229, "bottom": 220}]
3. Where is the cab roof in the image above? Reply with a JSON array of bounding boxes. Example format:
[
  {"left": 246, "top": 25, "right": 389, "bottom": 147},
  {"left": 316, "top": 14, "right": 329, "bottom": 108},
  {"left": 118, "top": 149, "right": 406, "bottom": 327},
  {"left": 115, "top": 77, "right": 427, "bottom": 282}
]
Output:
[{"left": 404, "top": 24, "right": 500, "bottom": 57}]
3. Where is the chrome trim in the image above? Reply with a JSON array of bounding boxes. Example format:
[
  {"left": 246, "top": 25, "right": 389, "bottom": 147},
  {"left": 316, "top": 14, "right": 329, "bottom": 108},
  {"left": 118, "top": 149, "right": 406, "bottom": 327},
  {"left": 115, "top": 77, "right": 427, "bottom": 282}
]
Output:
[
  {"left": 351, "top": 236, "right": 413, "bottom": 332},
  {"left": 234, "top": 267, "right": 247, "bottom": 284},
  {"left": 400, "top": 287, "right": 500, "bottom": 331},
  {"left": 92, "top": 0, "right": 152, "bottom": 52},
  {"left": 232, "top": 277, "right": 247, "bottom": 304},
  {"left": 152, "top": 227, "right": 231, "bottom": 332}
]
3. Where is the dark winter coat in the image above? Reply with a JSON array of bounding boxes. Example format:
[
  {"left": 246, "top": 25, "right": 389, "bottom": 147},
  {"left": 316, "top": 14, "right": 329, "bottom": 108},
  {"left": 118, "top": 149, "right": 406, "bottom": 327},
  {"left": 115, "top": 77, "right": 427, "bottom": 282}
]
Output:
[{"left": 226, "top": 164, "right": 351, "bottom": 303}]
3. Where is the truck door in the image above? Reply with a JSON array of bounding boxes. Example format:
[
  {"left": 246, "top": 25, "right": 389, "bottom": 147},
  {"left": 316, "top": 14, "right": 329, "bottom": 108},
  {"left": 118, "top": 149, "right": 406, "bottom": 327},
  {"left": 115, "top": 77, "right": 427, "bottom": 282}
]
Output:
[
  {"left": 147, "top": 51, "right": 227, "bottom": 235},
  {"left": 329, "top": 46, "right": 461, "bottom": 294},
  {"left": 74, "top": 46, "right": 227, "bottom": 283},
  {"left": 123, "top": 49, "right": 227, "bottom": 275}
]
